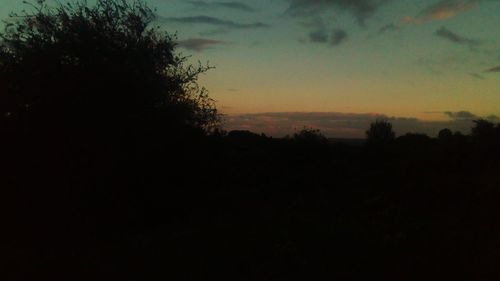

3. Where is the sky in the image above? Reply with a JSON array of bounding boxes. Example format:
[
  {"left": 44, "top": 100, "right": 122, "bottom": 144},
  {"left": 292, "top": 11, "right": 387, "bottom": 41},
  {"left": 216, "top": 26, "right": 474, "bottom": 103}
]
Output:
[{"left": 1, "top": 0, "right": 500, "bottom": 137}]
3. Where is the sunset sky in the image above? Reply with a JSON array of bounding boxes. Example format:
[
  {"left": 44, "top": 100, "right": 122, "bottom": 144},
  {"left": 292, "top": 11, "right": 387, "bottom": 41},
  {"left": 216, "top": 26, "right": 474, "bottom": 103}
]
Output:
[{"left": 2, "top": 0, "right": 500, "bottom": 137}]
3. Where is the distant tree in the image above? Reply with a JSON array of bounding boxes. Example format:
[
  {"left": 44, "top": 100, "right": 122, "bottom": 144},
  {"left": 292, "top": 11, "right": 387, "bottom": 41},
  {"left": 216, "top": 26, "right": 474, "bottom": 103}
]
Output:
[
  {"left": 211, "top": 128, "right": 227, "bottom": 137},
  {"left": 366, "top": 119, "right": 395, "bottom": 144},
  {"left": 471, "top": 119, "right": 495, "bottom": 139},
  {"left": 438, "top": 128, "right": 453, "bottom": 141},
  {"left": 293, "top": 127, "right": 327, "bottom": 144},
  {"left": 395, "top": 133, "right": 433, "bottom": 154},
  {"left": 0, "top": 0, "right": 220, "bottom": 138}
]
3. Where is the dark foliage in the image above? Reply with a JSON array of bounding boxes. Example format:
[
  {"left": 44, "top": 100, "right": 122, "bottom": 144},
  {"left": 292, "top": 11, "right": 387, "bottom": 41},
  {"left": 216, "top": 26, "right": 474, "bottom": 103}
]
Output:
[
  {"left": 471, "top": 119, "right": 496, "bottom": 138},
  {"left": 438, "top": 128, "right": 452, "bottom": 139},
  {"left": 0, "top": 0, "right": 219, "bottom": 136},
  {"left": 3, "top": 1, "right": 500, "bottom": 281},
  {"left": 366, "top": 118, "right": 395, "bottom": 144},
  {"left": 291, "top": 127, "right": 328, "bottom": 144}
]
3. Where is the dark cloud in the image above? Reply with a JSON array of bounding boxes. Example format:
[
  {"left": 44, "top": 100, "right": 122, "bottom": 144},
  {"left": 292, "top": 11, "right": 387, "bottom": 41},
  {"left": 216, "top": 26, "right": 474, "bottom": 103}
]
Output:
[
  {"left": 485, "top": 65, "right": 500, "bottom": 72},
  {"left": 198, "top": 28, "right": 231, "bottom": 36},
  {"left": 302, "top": 18, "right": 328, "bottom": 43},
  {"left": 223, "top": 111, "right": 493, "bottom": 138},
  {"left": 176, "top": 38, "right": 227, "bottom": 52},
  {"left": 187, "top": 1, "right": 256, "bottom": 12},
  {"left": 378, "top": 23, "right": 399, "bottom": 34},
  {"left": 435, "top": 27, "right": 479, "bottom": 47},
  {"left": 309, "top": 29, "right": 329, "bottom": 43},
  {"left": 470, "top": 73, "right": 485, "bottom": 79},
  {"left": 306, "top": 27, "right": 348, "bottom": 46},
  {"left": 159, "top": 16, "right": 269, "bottom": 30},
  {"left": 286, "top": 0, "right": 390, "bottom": 24},
  {"left": 331, "top": 29, "right": 348, "bottom": 46},
  {"left": 444, "top": 110, "right": 477, "bottom": 120},
  {"left": 286, "top": 1, "right": 387, "bottom": 47},
  {"left": 404, "top": 0, "right": 479, "bottom": 24}
]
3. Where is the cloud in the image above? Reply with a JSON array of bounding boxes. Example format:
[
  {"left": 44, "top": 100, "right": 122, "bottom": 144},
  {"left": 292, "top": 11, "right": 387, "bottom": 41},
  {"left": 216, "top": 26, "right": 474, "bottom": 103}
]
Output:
[
  {"left": 159, "top": 16, "right": 269, "bottom": 30},
  {"left": 470, "top": 73, "right": 485, "bottom": 79},
  {"left": 444, "top": 110, "right": 477, "bottom": 120},
  {"left": 404, "top": 0, "right": 479, "bottom": 24},
  {"left": 485, "top": 65, "right": 500, "bottom": 72},
  {"left": 435, "top": 27, "right": 479, "bottom": 47},
  {"left": 309, "top": 29, "right": 329, "bottom": 43},
  {"left": 286, "top": 0, "right": 390, "bottom": 24},
  {"left": 378, "top": 23, "right": 399, "bottom": 34},
  {"left": 486, "top": 114, "right": 500, "bottom": 121},
  {"left": 307, "top": 27, "right": 348, "bottom": 46},
  {"left": 331, "top": 29, "right": 348, "bottom": 46},
  {"left": 302, "top": 17, "right": 329, "bottom": 43},
  {"left": 223, "top": 111, "right": 494, "bottom": 138},
  {"left": 176, "top": 38, "right": 227, "bottom": 52},
  {"left": 187, "top": 1, "right": 256, "bottom": 12},
  {"left": 286, "top": 1, "right": 387, "bottom": 47},
  {"left": 443, "top": 111, "right": 499, "bottom": 122}
]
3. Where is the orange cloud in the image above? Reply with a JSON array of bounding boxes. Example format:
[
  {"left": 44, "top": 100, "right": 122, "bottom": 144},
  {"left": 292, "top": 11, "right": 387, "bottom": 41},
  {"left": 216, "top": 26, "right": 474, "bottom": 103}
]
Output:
[{"left": 403, "top": 0, "right": 479, "bottom": 24}]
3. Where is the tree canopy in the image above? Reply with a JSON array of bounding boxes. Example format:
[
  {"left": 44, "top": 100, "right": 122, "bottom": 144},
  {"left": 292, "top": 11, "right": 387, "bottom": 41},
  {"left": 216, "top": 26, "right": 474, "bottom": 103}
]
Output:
[
  {"left": 0, "top": 0, "right": 219, "bottom": 137},
  {"left": 366, "top": 119, "right": 395, "bottom": 144}
]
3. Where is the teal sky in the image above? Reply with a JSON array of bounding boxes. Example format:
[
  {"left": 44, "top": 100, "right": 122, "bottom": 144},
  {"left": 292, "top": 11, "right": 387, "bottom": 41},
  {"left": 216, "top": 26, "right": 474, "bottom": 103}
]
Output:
[{"left": 2, "top": 0, "right": 500, "bottom": 136}]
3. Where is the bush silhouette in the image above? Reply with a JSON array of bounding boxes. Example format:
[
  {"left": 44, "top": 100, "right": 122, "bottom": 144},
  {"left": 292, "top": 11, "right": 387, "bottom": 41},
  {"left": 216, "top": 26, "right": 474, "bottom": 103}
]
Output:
[
  {"left": 291, "top": 127, "right": 328, "bottom": 145},
  {"left": 0, "top": 0, "right": 219, "bottom": 139},
  {"left": 438, "top": 128, "right": 453, "bottom": 141},
  {"left": 366, "top": 119, "right": 395, "bottom": 144},
  {"left": 471, "top": 119, "right": 496, "bottom": 140},
  {"left": 0, "top": 1, "right": 221, "bottom": 263}
]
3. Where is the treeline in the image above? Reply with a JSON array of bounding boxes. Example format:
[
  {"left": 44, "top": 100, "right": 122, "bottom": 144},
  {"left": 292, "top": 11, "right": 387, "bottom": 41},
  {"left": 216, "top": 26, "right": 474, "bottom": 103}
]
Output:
[{"left": 7, "top": 115, "right": 500, "bottom": 280}]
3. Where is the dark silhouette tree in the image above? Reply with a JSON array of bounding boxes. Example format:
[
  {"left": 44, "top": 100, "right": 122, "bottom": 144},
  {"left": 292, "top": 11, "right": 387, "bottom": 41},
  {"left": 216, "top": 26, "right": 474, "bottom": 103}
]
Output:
[
  {"left": 0, "top": 0, "right": 221, "bottom": 252},
  {"left": 438, "top": 128, "right": 453, "bottom": 141},
  {"left": 471, "top": 119, "right": 495, "bottom": 139},
  {"left": 293, "top": 127, "right": 327, "bottom": 144},
  {"left": 0, "top": 0, "right": 219, "bottom": 141},
  {"left": 366, "top": 119, "right": 395, "bottom": 144}
]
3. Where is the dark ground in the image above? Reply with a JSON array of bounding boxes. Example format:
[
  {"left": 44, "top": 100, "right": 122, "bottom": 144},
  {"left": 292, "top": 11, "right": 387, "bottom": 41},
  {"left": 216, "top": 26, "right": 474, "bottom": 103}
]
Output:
[{"left": 2, "top": 129, "right": 500, "bottom": 281}]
